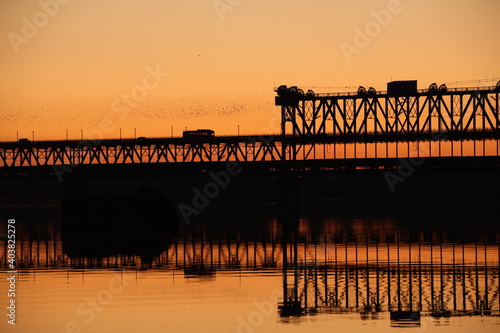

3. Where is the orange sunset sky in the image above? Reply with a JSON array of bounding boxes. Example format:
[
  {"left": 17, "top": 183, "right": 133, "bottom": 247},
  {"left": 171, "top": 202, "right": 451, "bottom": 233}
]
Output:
[{"left": 0, "top": 0, "right": 499, "bottom": 141}]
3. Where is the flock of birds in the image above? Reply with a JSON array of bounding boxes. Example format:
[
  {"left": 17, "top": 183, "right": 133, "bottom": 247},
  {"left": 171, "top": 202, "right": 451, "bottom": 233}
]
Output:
[
  {"left": 0, "top": 94, "right": 272, "bottom": 126},
  {"left": 0, "top": 91, "right": 275, "bottom": 140}
]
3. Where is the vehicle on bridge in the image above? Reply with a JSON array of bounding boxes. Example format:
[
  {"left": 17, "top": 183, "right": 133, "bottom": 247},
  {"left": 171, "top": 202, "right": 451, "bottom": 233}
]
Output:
[{"left": 182, "top": 129, "right": 215, "bottom": 139}]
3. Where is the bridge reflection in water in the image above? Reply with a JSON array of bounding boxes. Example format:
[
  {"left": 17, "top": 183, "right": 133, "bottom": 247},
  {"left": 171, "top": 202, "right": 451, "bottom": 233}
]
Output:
[
  {"left": 1, "top": 215, "right": 498, "bottom": 327},
  {"left": 279, "top": 224, "right": 499, "bottom": 327}
]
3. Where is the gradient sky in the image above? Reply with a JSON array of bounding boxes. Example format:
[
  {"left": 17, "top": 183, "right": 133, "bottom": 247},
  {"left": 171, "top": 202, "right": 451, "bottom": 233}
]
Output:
[{"left": 0, "top": 0, "right": 499, "bottom": 140}]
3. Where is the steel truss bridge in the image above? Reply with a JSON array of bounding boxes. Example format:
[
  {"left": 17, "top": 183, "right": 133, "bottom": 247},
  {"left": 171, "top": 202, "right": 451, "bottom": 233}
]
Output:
[{"left": 1, "top": 82, "right": 500, "bottom": 177}]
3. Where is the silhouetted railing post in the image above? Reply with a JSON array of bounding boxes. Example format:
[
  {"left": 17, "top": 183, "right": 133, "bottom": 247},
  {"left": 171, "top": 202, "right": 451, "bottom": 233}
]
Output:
[
  {"left": 484, "top": 239, "right": 489, "bottom": 311},
  {"left": 430, "top": 233, "right": 435, "bottom": 312},
  {"left": 452, "top": 239, "right": 457, "bottom": 311},
  {"left": 462, "top": 241, "right": 467, "bottom": 311},
  {"left": 475, "top": 240, "right": 480, "bottom": 309},
  {"left": 387, "top": 238, "right": 391, "bottom": 311}
]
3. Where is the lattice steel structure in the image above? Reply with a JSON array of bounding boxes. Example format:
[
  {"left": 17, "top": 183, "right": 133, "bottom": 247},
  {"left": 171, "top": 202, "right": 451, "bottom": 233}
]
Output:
[
  {"left": 1, "top": 81, "right": 499, "bottom": 174},
  {"left": 277, "top": 82, "right": 500, "bottom": 137},
  {"left": 0, "top": 136, "right": 283, "bottom": 167},
  {"left": 276, "top": 82, "right": 500, "bottom": 161}
]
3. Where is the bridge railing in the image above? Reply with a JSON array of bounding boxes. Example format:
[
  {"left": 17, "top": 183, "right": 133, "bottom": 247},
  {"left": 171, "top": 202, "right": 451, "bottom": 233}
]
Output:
[
  {"left": 1, "top": 129, "right": 499, "bottom": 147},
  {"left": 313, "top": 85, "right": 498, "bottom": 97}
]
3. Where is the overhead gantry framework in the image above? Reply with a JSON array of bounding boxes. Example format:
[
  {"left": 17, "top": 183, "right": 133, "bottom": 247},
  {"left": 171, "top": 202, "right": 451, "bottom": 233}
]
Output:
[
  {"left": 276, "top": 81, "right": 500, "bottom": 139},
  {"left": 274, "top": 81, "right": 500, "bottom": 162}
]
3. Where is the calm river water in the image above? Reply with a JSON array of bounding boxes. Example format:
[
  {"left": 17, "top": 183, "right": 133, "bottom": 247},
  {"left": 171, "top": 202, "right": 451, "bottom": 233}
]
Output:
[{"left": 0, "top": 195, "right": 499, "bottom": 333}]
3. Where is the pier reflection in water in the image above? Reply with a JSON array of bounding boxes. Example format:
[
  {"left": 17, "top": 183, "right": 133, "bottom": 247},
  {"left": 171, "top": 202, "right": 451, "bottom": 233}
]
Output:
[{"left": 1, "top": 208, "right": 499, "bottom": 331}]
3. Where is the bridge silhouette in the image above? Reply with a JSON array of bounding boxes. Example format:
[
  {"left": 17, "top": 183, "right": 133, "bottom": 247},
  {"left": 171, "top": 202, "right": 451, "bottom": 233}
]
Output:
[{"left": 1, "top": 80, "right": 499, "bottom": 179}]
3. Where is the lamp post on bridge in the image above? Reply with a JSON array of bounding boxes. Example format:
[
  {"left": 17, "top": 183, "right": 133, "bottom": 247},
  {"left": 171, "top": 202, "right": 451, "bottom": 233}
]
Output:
[{"left": 32, "top": 131, "right": 34, "bottom": 142}]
